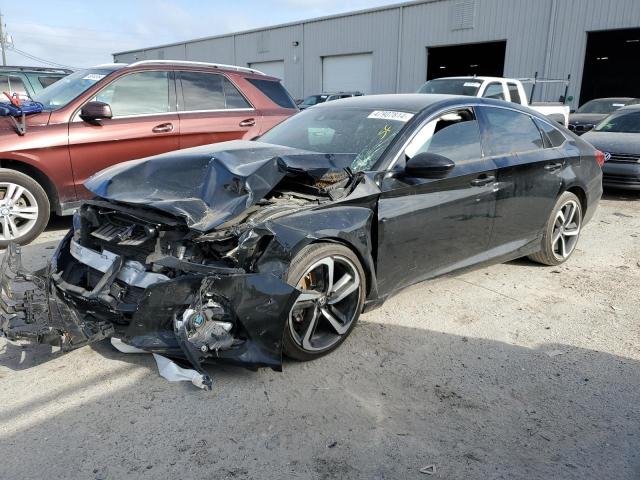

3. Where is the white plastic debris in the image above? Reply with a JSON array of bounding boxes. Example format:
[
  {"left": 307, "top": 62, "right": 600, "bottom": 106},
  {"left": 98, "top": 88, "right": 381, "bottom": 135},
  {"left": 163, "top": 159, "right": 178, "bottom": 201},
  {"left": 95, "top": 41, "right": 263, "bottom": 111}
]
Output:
[
  {"left": 111, "top": 338, "right": 211, "bottom": 390},
  {"left": 110, "top": 337, "right": 147, "bottom": 354},
  {"left": 153, "top": 353, "right": 210, "bottom": 390}
]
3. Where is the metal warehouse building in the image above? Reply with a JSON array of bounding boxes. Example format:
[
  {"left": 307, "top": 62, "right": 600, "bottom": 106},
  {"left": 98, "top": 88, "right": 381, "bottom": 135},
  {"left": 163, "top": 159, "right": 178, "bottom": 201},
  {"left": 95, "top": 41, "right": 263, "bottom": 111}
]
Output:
[{"left": 113, "top": 0, "right": 640, "bottom": 108}]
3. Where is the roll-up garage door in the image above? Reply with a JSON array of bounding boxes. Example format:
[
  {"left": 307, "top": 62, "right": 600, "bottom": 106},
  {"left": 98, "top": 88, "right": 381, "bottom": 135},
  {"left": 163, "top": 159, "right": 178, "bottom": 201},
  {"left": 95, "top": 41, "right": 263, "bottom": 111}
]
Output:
[
  {"left": 249, "top": 60, "right": 285, "bottom": 82},
  {"left": 322, "top": 53, "right": 372, "bottom": 94}
]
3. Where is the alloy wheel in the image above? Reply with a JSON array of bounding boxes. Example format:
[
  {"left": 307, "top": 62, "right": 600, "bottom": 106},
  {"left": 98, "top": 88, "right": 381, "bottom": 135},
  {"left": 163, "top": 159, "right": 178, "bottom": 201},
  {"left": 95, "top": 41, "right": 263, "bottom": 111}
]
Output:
[
  {"left": 288, "top": 255, "right": 362, "bottom": 352},
  {"left": 0, "top": 182, "right": 40, "bottom": 241},
  {"left": 551, "top": 199, "right": 581, "bottom": 260}
]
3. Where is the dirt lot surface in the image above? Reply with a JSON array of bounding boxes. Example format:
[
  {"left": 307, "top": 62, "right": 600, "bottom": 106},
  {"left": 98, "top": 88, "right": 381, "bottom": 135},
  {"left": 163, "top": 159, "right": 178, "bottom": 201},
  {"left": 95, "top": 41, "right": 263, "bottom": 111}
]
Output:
[{"left": 1, "top": 193, "right": 639, "bottom": 480}]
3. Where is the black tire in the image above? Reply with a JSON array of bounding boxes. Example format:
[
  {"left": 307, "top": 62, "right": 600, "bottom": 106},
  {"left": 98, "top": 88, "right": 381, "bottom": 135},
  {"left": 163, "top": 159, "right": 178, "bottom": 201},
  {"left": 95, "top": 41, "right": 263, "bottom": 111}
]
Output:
[
  {"left": 0, "top": 169, "right": 50, "bottom": 247},
  {"left": 529, "top": 191, "right": 582, "bottom": 266},
  {"left": 283, "top": 243, "right": 366, "bottom": 361}
]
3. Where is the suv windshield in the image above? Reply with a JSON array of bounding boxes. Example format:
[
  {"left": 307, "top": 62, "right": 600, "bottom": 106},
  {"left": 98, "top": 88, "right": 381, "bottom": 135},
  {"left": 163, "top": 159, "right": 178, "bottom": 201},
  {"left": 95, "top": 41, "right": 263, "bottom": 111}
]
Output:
[
  {"left": 32, "top": 68, "right": 117, "bottom": 111},
  {"left": 418, "top": 79, "right": 481, "bottom": 96},
  {"left": 594, "top": 110, "right": 640, "bottom": 133},
  {"left": 577, "top": 99, "right": 636, "bottom": 114},
  {"left": 258, "top": 107, "right": 414, "bottom": 171}
]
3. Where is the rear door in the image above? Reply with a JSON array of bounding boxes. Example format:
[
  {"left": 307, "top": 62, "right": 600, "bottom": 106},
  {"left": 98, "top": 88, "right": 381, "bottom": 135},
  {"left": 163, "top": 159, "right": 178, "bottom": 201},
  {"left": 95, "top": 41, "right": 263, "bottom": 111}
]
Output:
[
  {"left": 176, "top": 71, "right": 261, "bottom": 149},
  {"left": 476, "top": 106, "right": 563, "bottom": 250},
  {"left": 68, "top": 70, "right": 180, "bottom": 198},
  {"left": 376, "top": 107, "right": 497, "bottom": 295}
]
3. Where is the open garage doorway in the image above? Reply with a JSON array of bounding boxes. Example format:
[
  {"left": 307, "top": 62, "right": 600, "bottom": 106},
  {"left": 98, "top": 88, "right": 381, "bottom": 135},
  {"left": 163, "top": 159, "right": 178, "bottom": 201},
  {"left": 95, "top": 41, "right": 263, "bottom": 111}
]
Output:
[
  {"left": 580, "top": 28, "right": 640, "bottom": 105},
  {"left": 426, "top": 41, "right": 506, "bottom": 80}
]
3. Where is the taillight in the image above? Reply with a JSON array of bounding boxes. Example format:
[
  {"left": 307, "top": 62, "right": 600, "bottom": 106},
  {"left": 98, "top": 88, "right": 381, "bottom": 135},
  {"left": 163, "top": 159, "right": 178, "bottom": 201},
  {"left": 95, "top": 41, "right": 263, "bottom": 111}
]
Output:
[{"left": 595, "top": 150, "right": 605, "bottom": 167}]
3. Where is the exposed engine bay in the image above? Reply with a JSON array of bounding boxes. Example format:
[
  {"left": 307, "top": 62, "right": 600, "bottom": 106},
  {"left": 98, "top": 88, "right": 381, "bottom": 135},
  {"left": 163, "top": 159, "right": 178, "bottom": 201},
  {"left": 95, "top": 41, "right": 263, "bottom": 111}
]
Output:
[{"left": 0, "top": 141, "right": 380, "bottom": 389}]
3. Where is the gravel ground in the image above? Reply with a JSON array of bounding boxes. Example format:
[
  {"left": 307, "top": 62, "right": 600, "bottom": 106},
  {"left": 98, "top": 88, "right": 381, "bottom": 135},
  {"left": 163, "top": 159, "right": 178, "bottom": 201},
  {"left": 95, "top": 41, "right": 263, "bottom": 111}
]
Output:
[{"left": 0, "top": 192, "right": 639, "bottom": 480}]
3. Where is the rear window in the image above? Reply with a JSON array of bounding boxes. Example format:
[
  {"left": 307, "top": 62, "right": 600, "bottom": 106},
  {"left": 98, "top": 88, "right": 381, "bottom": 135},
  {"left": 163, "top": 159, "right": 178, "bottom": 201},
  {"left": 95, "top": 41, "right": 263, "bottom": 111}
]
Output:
[
  {"left": 0, "top": 75, "right": 29, "bottom": 100},
  {"left": 247, "top": 78, "right": 296, "bottom": 109},
  {"left": 507, "top": 83, "right": 522, "bottom": 104}
]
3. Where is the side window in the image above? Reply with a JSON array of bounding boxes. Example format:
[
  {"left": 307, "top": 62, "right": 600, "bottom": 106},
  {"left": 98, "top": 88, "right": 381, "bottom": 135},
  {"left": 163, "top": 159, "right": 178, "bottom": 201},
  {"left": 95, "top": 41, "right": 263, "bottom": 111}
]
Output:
[
  {"left": 223, "top": 77, "right": 251, "bottom": 108},
  {"left": 95, "top": 71, "right": 170, "bottom": 117},
  {"left": 405, "top": 108, "right": 483, "bottom": 164},
  {"left": 180, "top": 72, "right": 225, "bottom": 110},
  {"left": 534, "top": 118, "right": 567, "bottom": 148},
  {"left": 482, "top": 82, "right": 505, "bottom": 100},
  {"left": 180, "top": 72, "right": 251, "bottom": 111},
  {"left": 507, "top": 83, "right": 522, "bottom": 104},
  {"left": 481, "top": 107, "right": 544, "bottom": 155},
  {"left": 0, "top": 75, "right": 29, "bottom": 100}
]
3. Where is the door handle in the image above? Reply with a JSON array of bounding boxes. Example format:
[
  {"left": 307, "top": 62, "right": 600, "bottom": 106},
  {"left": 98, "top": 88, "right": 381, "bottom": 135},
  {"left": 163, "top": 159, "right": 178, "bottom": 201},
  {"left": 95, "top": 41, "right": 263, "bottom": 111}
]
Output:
[
  {"left": 239, "top": 118, "right": 256, "bottom": 127},
  {"left": 544, "top": 162, "right": 563, "bottom": 172},
  {"left": 152, "top": 123, "right": 174, "bottom": 133},
  {"left": 470, "top": 175, "right": 495, "bottom": 187}
]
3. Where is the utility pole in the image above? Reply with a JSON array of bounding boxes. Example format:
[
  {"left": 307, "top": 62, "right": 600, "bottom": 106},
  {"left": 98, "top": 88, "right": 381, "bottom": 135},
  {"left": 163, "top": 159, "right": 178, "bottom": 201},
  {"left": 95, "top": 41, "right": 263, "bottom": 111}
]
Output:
[{"left": 0, "top": 11, "right": 6, "bottom": 66}]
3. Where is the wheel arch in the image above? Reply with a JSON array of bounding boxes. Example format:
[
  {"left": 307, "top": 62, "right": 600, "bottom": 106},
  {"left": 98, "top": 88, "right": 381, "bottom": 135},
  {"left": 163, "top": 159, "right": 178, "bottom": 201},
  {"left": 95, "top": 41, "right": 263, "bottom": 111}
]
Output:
[
  {"left": 565, "top": 185, "right": 588, "bottom": 217},
  {"left": 308, "top": 236, "right": 377, "bottom": 300},
  {"left": 0, "top": 160, "right": 60, "bottom": 212}
]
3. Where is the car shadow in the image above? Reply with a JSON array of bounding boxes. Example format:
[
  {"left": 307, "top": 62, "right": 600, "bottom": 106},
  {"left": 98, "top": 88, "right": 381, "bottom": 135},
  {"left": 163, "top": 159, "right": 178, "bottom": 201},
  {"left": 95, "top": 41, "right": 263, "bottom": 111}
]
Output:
[
  {"left": 602, "top": 189, "right": 640, "bottom": 201},
  {"left": 0, "top": 321, "right": 638, "bottom": 479}
]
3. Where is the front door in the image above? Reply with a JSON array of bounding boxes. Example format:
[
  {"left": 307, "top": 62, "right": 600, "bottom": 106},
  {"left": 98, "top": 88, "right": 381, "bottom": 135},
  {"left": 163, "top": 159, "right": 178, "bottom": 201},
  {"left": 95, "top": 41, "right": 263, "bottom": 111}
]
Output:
[
  {"left": 376, "top": 107, "right": 497, "bottom": 296},
  {"left": 176, "top": 71, "right": 262, "bottom": 149},
  {"left": 68, "top": 70, "right": 179, "bottom": 199}
]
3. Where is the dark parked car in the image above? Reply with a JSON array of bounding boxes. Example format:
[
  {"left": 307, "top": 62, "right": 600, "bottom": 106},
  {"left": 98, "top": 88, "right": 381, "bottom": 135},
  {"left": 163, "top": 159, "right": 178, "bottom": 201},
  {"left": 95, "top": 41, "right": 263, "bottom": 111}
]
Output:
[
  {"left": 582, "top": 104, "right": 640, "bottom": 190},
  {"left": 569, "top": 97, "right": 640, "bottom": 135},
  {"left": 298, "top": 91, "right": 363, "bottom": 109},
  {"left": 0, "top": 66, "right": 71, "bottom": 101},
  {"left": 0, "top": 95, "right": 602, "bottom": 387},
  {"left": 0, "top": 60, "right": 297, "bottom": 246}
]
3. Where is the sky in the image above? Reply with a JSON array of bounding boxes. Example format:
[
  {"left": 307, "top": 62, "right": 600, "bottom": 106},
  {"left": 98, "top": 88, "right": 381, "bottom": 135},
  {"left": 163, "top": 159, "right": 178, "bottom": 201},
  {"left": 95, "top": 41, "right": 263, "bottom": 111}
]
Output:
[{"left": 0, "top": 0, "right": 400, "bottom": 69}]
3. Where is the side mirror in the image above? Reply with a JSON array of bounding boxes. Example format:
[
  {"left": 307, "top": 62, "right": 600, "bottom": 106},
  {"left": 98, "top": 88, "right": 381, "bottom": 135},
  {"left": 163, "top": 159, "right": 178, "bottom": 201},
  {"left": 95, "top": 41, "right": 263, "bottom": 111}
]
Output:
[
  {"left": 405, "top": 152, "right": 455, "bottom": 179},
  {"left": 80, "top": 101, "right": 112, "bottom": 124},
  {"left": 570, "top": 109, "right": 576, "bottom": 114}
]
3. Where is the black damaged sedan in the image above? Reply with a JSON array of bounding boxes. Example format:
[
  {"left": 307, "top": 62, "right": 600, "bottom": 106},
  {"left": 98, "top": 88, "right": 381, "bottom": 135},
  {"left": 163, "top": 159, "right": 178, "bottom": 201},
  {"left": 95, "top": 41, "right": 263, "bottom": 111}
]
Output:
[{"left": 0, "top": 95, "right": 602, "bottom": 385}]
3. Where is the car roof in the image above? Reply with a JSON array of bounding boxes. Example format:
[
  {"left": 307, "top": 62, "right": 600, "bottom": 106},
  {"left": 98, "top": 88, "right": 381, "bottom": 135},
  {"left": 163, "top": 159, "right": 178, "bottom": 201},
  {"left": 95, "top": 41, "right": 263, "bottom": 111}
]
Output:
[
  {"left": 618, "top": 104, "right": 640, "bottom": 111},
  {"left": 427, "top": 76, "right": 507, "bottom": 82},
  {"left": 585, "top": 97, "right": 638, "bottom": 102},
  {"left": 0, "top": 65, "right": 72, "bottom": 74},
  {"left": 311, "top": 93, "right": 460, "bottom": 112}
]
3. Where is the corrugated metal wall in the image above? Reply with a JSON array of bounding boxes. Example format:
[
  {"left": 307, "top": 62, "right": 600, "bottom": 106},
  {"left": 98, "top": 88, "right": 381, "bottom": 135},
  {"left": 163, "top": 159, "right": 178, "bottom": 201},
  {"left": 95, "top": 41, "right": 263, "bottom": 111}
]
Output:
[{"left": 113, "top": 0, "right": 640, "bottom": 106}]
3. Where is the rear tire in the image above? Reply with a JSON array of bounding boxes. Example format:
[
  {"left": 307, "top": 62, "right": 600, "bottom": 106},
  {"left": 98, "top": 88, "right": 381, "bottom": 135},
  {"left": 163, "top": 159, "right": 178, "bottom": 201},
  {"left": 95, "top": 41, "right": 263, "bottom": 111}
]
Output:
[
  {"left": 283, "top": 243, "right": 365, "bottom": 361},
  {"left": 528, "top": 191, "right": 582, "bottom": 266},
  {"left": 0, "top": 169, "right": 50, "bottom": 247}
]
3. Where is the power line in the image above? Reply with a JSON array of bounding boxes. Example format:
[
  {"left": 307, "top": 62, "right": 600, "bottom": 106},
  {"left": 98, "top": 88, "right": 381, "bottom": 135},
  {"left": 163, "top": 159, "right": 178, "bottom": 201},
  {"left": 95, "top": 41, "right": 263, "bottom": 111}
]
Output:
[{"left": 8, "top": 46, "right": 76, "bottom": 69}]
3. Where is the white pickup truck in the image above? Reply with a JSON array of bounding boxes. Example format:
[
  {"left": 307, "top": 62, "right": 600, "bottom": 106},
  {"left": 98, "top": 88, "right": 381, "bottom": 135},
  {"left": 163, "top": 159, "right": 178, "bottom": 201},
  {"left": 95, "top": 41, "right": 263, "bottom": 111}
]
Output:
[{"left": 417, "top": 76, "right": 571, "bottom": 126}]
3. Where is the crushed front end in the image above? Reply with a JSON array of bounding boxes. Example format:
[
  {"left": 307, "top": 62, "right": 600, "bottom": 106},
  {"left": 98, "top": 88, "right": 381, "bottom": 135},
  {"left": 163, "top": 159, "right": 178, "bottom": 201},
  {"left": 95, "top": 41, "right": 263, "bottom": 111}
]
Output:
[{"left": 0, "top": 198, "right": 305, "bottom": 378}]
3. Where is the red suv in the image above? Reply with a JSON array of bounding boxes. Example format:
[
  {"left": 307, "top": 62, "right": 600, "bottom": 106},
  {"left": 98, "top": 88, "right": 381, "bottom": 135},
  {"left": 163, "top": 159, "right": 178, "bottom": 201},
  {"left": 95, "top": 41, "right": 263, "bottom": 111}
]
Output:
[{"left": 0, "top": 60, "right": 298, "bottom": 245}]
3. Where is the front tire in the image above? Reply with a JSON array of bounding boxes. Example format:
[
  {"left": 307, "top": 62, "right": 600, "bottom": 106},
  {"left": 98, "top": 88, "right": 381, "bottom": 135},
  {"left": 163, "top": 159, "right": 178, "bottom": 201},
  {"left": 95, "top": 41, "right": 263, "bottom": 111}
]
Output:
[
  {"left": 283, "top": 243, "right": 365, "bottom": 361},
  {"left": 529, "top": 191, "right": 582, "bottom": 266},
  {"left": 0, "top": 169, "right": 50, "bottom": 247}
]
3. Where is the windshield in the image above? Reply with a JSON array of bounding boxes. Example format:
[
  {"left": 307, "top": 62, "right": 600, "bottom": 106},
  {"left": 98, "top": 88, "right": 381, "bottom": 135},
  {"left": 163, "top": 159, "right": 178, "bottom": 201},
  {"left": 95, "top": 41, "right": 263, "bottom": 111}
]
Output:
[
  {"left": 32, "top": 68, "right": 116, "bottom": 111},
  {"left": 301, "top": 95, "right": 329, "bottom": 106},
  {"left": 258, "top": 107, "right": 414, "bottom": 171},
  {"left": 577, "top": 99, "right": 636, "bottom": 114},
  {"left": 418, "top": 78, "right": 481, "bottom": 96},
  {"left": 594, "top": 110, "right": 640, "bottom": 133}
]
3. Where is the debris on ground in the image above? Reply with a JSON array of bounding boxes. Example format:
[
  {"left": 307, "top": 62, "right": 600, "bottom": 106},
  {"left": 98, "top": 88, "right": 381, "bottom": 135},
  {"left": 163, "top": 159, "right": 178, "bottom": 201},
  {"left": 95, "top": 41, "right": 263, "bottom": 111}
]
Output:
[{"left": 420, "top": 464, "right": 436, "bottom": 475}]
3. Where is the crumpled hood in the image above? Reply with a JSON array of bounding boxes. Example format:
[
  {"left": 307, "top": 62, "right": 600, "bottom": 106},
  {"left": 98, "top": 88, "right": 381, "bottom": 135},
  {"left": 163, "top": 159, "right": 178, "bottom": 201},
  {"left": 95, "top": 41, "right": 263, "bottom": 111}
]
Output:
[
  {"left": 85, "top": 140, "right": 355, "bottom": 232},
  {"left": 581, "top": 131, "right": 640, "bottom": 156}
]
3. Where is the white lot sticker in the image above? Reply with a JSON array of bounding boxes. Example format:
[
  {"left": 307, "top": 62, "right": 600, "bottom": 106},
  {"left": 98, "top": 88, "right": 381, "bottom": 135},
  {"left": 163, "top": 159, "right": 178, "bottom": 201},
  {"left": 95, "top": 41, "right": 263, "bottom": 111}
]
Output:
[
  {"left": 463, "top": 82, "right": 481, "bottom": 87},
  {"left": 83, "top": 74, "right": 106, "bottom": 81},
  {"left": 368, "top": 111, "right": 414, "bottom": 122},
  {"left": 612, "top": 103, "right": 625, "bottom": 107}
]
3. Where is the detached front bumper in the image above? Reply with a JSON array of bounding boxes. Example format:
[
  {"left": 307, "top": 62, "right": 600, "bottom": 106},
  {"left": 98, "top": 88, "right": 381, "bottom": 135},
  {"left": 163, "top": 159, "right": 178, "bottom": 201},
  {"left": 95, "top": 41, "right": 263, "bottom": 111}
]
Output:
[{"left": 0, "top": 233, "right": 300, "bottom": 373}]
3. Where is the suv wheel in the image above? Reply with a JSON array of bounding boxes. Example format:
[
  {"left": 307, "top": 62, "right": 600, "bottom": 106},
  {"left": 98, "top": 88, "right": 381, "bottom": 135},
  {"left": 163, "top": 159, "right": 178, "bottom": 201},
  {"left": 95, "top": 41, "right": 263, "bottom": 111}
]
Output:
[{"left": 0, "top": 169, "right": 50, "bottom": 247}]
